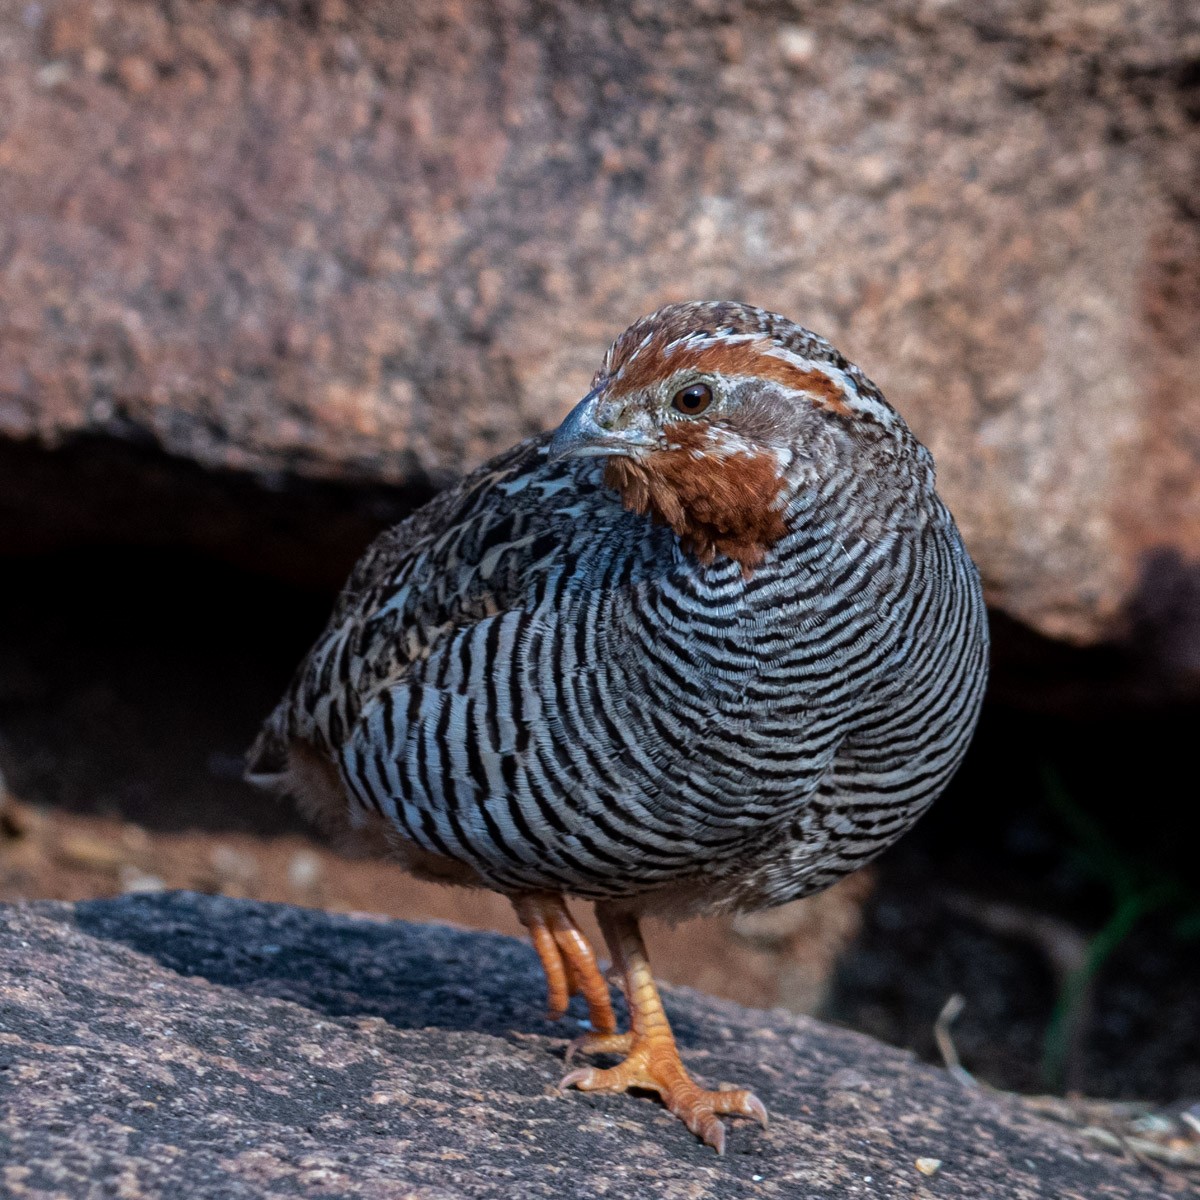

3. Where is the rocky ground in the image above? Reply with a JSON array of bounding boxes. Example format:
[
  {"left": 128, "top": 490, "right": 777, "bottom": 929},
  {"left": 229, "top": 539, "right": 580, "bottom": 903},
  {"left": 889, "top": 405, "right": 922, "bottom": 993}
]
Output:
[{"left": 1, "top": 892, "right": 1196, "bottom": 1199}]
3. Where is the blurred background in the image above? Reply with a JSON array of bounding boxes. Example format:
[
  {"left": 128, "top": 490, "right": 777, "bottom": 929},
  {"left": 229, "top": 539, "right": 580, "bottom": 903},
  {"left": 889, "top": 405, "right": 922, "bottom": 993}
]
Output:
[{"left": 1, "top": 0, "right": 1198, "bottom": 1125}]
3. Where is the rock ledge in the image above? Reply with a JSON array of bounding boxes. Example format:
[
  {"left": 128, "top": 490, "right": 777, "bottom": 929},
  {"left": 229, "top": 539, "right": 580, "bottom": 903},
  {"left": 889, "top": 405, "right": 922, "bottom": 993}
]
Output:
[{"left": 0, "top": 893, "right": 1172, "bottom": 1198}]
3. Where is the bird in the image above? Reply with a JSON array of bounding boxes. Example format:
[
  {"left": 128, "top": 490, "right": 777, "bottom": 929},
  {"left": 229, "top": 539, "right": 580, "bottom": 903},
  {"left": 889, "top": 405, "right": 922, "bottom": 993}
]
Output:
[{"left": 246, "top": 300, "right": 989, "bottom": 1153}]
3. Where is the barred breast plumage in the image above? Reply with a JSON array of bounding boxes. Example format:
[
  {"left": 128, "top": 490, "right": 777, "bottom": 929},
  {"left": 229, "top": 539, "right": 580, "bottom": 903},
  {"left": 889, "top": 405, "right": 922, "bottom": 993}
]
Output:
[{"left": 247, "top": 300, "right": 988, "bottom": 1153}]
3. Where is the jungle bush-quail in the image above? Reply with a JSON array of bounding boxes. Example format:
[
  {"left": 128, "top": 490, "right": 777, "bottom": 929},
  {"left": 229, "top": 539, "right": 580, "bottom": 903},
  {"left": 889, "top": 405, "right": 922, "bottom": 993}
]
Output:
[{"left": 247, "top": 301, "right": 989, "bottom": 1152}]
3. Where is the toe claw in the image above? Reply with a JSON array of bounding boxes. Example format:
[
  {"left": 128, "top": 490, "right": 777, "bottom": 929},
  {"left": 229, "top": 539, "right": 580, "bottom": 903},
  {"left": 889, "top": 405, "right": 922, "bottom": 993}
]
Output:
[
  {"left": 560, "top": 1067, "right": 593, "bottom": 1092},
  {"left": 708, "top": 1086, "right": 769, "bottom": 1128},
  {"left": 705, "top": 1120, "right": 726, "bottom": 1156}
]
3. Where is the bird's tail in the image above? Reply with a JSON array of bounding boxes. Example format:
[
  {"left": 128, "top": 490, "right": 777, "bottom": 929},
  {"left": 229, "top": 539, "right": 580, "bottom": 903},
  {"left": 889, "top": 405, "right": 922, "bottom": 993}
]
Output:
[{"left": 243, "top": 707, "right": 291, "bottom": 791}]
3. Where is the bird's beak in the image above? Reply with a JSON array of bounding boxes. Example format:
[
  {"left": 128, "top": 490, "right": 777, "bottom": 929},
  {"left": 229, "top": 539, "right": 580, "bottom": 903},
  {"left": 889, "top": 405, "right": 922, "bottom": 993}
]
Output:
[{"left": 548, "top": 388, "right": 654, "bottom": 461}]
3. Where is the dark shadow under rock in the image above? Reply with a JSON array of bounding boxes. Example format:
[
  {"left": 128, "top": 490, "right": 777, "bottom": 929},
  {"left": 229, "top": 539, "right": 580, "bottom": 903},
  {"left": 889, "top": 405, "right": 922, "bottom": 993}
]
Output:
[{"left": 0, "top": 893, "right": 1177, "bottom": 1198}]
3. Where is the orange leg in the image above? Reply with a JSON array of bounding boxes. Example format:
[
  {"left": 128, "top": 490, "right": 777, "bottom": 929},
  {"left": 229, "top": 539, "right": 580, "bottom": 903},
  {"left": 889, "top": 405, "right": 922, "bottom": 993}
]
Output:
[
  {"left": 512, "top": 894, "right": 618, "bottom": 1035},
  {"left": 562, "top": 904, "right": 767, "bottom": 1155}
]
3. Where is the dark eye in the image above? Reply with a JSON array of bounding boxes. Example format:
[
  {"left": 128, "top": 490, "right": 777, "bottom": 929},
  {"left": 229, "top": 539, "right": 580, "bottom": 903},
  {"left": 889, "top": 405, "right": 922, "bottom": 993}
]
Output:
[{"left": 671, "top": 382, "right": 713, "bottom": 415}]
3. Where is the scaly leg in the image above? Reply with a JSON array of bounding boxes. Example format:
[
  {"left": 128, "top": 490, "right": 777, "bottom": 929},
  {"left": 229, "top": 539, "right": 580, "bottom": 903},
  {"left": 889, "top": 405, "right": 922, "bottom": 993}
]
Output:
[
  {"left": 562, "top": 904, "right": 767, "bottom": 1154},
  {"left": 512, "top": 893, "right": 618, "bottom": 1035}
]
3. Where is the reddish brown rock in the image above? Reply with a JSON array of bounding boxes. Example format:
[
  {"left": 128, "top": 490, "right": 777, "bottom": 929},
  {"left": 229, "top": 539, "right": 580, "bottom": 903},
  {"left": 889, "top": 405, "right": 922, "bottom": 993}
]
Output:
[{"left": 1, "top": 1, "right": 1198, "bottom": 670}]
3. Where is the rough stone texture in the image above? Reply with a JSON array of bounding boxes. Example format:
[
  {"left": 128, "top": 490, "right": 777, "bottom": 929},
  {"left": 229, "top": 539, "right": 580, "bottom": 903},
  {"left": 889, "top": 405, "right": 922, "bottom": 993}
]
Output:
[
  {"left": 1, "top": 1, "right": 1199, "bottom": 666},
  {"left": 0, "top": 893, "right": 1178, "bottom": 1198}
]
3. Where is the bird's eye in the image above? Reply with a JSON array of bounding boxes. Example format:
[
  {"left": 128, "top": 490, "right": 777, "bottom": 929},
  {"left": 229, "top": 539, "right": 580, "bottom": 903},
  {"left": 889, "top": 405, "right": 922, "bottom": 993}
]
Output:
[{"left": 671, "top": 383, "right": 713, "bottom": 415}]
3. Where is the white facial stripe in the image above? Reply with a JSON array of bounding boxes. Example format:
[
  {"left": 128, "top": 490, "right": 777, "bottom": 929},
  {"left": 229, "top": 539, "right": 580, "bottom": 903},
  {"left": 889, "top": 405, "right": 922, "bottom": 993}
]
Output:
[
  {"left": 609, "top": 330, "right": 657, "bottom": 378},
  {"left": 662, "top": 425, "right": 790, "bottom": 474},
  {"left": 757, "top": 344, "right": 841, "bottom": 383},
  {"left": 660, "top": 331, "right": 762, "bottom": 357},
  {"left": 604, "top": 318, "right": 896, "bottom": 426},
  {"left": 759, "top": 346, "right": 893, "bottom": 423}
]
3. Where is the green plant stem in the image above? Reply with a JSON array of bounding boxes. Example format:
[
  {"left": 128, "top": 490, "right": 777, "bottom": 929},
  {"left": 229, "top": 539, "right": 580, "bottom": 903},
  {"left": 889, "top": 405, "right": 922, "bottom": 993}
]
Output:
[{"left": 1041, "top": 884, "right": 1177, "bottom": 1090}]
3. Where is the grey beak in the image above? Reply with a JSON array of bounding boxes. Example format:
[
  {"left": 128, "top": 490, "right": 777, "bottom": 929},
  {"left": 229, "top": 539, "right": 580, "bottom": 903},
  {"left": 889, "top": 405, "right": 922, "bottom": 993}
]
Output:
[
  {"left": 548, "top": 388, "right": 608, "bottom": 460},
  {"left": 548, "top": 389, "right": 657, "bottom": 461}
]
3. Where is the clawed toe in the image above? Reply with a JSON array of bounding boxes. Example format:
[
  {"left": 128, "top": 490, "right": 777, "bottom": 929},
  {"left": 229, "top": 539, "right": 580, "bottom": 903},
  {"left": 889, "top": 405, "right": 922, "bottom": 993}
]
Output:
[
  {"left": 514, "top": 894, "right": 618, "bottom": 1034},
  {"left": 664, "top": 1083, "right": 769, "bottom": 1154},
  {"left": 561, "top": 1050, "right": 768, "bottom": 1154},
  {"left": 565, "top": 1029, "right": 634, "bottom": 1065},
  {"left": 723, "top": 1088, "right": 769, "bottom": 1128}
]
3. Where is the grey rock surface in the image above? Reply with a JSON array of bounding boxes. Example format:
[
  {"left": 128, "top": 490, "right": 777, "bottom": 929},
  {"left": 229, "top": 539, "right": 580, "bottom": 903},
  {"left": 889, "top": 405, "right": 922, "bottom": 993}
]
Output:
[
  {"left": 0, "top": 892, "right": 1176, "bottom": 1198},
  {"left": 1, "top": 1, "right": 1199, "bottom": 667}
]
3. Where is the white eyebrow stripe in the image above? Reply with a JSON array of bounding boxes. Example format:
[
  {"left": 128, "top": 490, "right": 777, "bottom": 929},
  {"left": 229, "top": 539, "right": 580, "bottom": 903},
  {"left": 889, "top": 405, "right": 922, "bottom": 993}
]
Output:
[
  {"left": 762, "top": 346, "right": 894, "bottom": 420},
  {"left": 662, "top": 331, "right": 762, "bottom": 357},
  {"left": 758, "top": 343, "right": 838, "bottom": 377}
]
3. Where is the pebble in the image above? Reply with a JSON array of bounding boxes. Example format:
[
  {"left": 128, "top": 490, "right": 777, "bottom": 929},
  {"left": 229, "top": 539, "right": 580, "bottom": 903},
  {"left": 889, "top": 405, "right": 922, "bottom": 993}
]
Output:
[
  {"left": 120, "top": 867, "right": 166, "bottom": 894},
  {"left": 777, "top": 26, "right": 817, "bottom": 67}
]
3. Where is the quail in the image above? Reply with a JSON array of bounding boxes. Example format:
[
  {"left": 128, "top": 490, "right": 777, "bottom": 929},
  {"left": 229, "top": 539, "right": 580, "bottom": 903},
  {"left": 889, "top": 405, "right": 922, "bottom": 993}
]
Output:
[{"left": 247, "top": 301, "right": 989, "bottom": 1153}]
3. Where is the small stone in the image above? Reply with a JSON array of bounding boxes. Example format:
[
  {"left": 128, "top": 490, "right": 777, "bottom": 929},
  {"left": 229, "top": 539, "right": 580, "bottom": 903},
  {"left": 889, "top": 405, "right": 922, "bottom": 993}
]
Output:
[
  {"left": 916, "top": 1157, "right": 943, "bottom": 1176},
  {"left": 57, "top": 834, "right": 125, "bottom": 872},
  {"left": 777, "top": 26, "right": 816, "bottom": 66},
  {"left": 288, "top": 850, "right": 323, "bottom": 892},
  {"left": 856, "top": 155, "right": 899, "bottom": 193},
  {"left": 34, "top": 61, "right": 70, "bottom": 88},
  {"left": 211, "top": 845, "right": 259, "bottom": 889},
  {"left": 119, "top": 866, "right": 166, "bottom": 894}
]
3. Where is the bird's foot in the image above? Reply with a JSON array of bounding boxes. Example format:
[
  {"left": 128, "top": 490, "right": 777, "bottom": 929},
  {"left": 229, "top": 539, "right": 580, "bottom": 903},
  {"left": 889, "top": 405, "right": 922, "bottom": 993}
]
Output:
[
  {"left": 564, "top": 1029, "right": 633, "bottom": 1065},
  {"left": 561, "top": 1035, "right": 767, "bottom": 1154}
]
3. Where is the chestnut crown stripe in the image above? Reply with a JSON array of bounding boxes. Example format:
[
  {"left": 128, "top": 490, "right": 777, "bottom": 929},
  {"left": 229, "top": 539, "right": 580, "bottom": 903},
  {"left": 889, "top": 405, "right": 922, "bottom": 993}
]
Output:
[{"left": 596, "top": 301, "right": 903, "bottom": 428}]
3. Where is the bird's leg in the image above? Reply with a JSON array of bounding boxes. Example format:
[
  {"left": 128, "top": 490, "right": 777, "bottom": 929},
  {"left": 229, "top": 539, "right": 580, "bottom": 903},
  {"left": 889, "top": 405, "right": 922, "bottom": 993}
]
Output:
[
  {"left": 562, "top": 904, "right": 768, "bottom": 1154},
  {"left": 563, "top": 904, "right": 634, "bottom": 1062},
  {"left": 512, "top": 894, "right": 618, "bottom": 1035}
]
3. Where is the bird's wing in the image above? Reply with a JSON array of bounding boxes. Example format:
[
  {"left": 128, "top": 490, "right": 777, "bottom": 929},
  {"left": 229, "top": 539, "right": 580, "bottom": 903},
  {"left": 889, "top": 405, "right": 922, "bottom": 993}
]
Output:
[
  {"left": 248, "top": 434, "right": 678, "bottom": 781},
  {"left": 324, "top": 434, "right": 561, "bottom": 638}
]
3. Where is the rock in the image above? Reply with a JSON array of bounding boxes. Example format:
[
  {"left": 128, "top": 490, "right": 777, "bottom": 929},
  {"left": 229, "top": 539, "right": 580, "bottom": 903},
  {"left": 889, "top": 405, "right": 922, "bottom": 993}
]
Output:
[
  {"left": 1, "top": 1, "right": 1198, "bottom": 674},
  {"left": 0, "top": 892, "right": 1176, "bottom": 1197}
]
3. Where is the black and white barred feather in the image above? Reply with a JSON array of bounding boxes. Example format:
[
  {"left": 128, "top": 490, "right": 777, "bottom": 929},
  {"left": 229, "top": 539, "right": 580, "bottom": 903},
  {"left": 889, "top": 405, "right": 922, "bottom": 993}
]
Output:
[{"left": 248, "top": 302, "right": 988, "bottom": 915}]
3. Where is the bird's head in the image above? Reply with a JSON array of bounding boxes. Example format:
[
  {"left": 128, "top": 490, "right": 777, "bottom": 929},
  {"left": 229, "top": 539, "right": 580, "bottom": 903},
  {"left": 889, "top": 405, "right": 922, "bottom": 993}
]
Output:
[{"left": 549, "top": 300, "right": 898, "bottom": 573}]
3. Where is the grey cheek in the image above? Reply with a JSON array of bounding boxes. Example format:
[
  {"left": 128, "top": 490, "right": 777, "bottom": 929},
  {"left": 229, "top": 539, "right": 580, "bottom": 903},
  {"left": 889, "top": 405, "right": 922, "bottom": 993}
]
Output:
[
  {"left": 628, "top": 410, "right": 660, "bottom": 437},
  {"left": 726, "top": 380, "right": 764, "bottom": 407}
]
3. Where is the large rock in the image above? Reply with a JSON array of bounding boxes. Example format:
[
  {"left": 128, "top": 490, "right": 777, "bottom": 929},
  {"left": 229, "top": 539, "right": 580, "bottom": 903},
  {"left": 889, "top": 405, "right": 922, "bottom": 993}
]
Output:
[
  {"left": 0, "top": 892, "right": 1177, "bottom": 1198},
  {"left": 1, "top": 1, "right": 1198, "bottom": 665}
]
